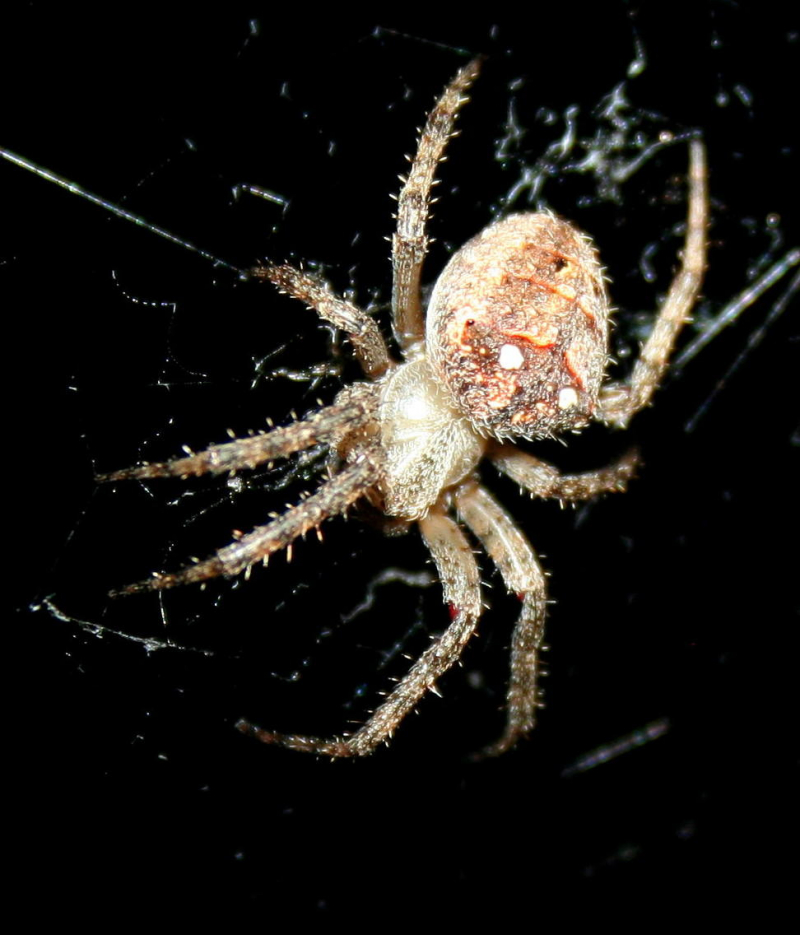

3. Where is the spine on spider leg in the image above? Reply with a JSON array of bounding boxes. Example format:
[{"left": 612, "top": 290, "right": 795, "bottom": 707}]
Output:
[
  {"left": 600, "top": 141, "right": 708, "bottom": 428},
  {"left": 110, "top": 454, "right": 380, "bottom": 597},
  {"left": 392, "top": 56, "right": 484, "bottom": 350},
  {"left": 95, "top": 400, "right": 367, "bottom": 482},
  {"left": 252, "top": 264, "right": 392, "bottom": 379}
]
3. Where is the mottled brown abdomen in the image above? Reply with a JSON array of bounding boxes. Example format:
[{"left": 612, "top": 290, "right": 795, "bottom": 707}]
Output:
[{"left": 426, "top": 213, "right": 610, "bottom": 439}]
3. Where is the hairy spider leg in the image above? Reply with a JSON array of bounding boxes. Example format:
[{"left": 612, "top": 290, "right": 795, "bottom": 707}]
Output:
[
  {"left": 461, "top": 449, "right": 639, "bottom": 756},
  {"left": 490, "top": 446, "right": 639, "bottom": 501},
  {"left": 252, "top": 264, "right": 392, "bottom": 379},
  {"left": 456, "top": 481, "right": 548, "bottom": 757},
  {"left": 87, "top": 59, "right": 714, "bottom": 759},
  {"left": 237, "top": 503, "right": 483, "bottom": 756},
  {"left": 392, "top": 57, "right": 483, "bottom": 351},
  {"left": 599, "top": 140, "right": 708, "bottom": 428},
  {"left": 100, "top": 394, "right": 380, "bottom": 596},
  {"left": 96, "top": 398, "right": 370, "bottom": 482},
  {"left": 111, "top": 453, "right": 380, "bottom": 596}
]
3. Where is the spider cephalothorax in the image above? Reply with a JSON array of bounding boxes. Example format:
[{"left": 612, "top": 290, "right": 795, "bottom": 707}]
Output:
[{"left": 100, "top": 58, "right": 706, "bottom": 757}]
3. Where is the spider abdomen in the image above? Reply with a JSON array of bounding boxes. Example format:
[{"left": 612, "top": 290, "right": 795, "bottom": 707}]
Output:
[{"left": 426, "top": 212, "right": 611, "bottom": 440}]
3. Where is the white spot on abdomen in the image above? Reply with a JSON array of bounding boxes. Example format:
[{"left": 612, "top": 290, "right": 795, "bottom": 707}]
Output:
[
  {"left": 558, "top": 387, "right": 579, "bottom": 409},
  {"left": 498, "top": 343, "right": 524, "bottom": 370}
]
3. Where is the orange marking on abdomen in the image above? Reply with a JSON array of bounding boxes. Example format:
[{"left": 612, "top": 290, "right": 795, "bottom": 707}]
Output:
[
  {"left": 502, "top": 328, "right": 557, "bottom": 349},
  {"left": 563, "top": 346, "right": 587, "bottom": 390},
  {"left": 509, "top": 272, "right": 578, "bottom": 303}
]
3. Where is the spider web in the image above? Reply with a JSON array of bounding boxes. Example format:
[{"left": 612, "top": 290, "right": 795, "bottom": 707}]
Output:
[{"left": 5, "top": 6, "right": 797, "bottom": 918}]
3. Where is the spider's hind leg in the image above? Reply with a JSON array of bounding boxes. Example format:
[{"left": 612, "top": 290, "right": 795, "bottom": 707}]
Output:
[
  {"left": 391, "top": 56, "right": 483, "bottom": 350},
  {"left": 598, "top": 140, "right": 708, "bottom": 429}
]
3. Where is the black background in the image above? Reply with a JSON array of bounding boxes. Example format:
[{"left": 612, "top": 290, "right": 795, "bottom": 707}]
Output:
[{"left": 4, "top": 4, "right": 797, "bottom": 920}]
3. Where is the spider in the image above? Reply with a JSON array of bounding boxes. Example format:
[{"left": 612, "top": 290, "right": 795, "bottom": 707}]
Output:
[{"left": 98, "top": 57, "right": 706, "bottom": 758}]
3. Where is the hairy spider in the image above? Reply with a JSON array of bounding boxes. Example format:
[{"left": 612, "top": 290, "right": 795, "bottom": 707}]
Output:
[{"left": 99, "top": 58, "right": 706, "bottom": 758}]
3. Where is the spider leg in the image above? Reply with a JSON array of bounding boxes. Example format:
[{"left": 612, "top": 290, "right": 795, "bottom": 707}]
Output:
[
  {"left": 392, "top": 57, "right": 482, "bottom": 351},
  {"left": 491, "top": 445, "right": 639, "bottom": 502},
  {"left": 455, "top": 480, "right": 548, "bottom": 757},
  {"left": 599, "top": 140, "right": 708, "bottom": 428},
  {"left": 111, "top": 453, "right": 380, "bottom": 596},
  {"left": 252, "top": 264, "right": 391, "bottom": 379},
  {"left": 237, "top": 502, "right": 482, "bottom": 757},
  {"left": 96, "top": 396, "right": 373, "bottom": 482}
]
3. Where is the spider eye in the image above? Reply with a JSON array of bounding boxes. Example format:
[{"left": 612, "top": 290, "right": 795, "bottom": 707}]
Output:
[{"left": 426, "top": 213, "right": 611, "bottom": 439}]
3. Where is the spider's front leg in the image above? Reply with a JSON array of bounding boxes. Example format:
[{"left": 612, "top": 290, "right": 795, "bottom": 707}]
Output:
[
  {"left": 99, "top": 384, "right": 383, "bottom": 594},
  {"left": 237, "top": 503, "right": 483, "bottom": 757},
  {"left": 599, "top": 140, "right": 708, "bottom": 428},
  {"left": 456, "top": 481, "right": 548, "bottom": 758},
  {"left": 111, "top": 454, "right": 380, "bottom": 595},
  {"left": 462, "top": 449, "right": 639, "bottom": 756}
]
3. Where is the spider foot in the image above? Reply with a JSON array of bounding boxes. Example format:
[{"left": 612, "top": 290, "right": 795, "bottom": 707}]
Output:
[
  {"left": 235, "top": 718, "right": 358, "bottom": 758},
  {"left": 109, "top": 560, "right": 226, "bottom": 597},
  {"left": 469, "top": 730, "right": 530, "bottom": 762}
]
